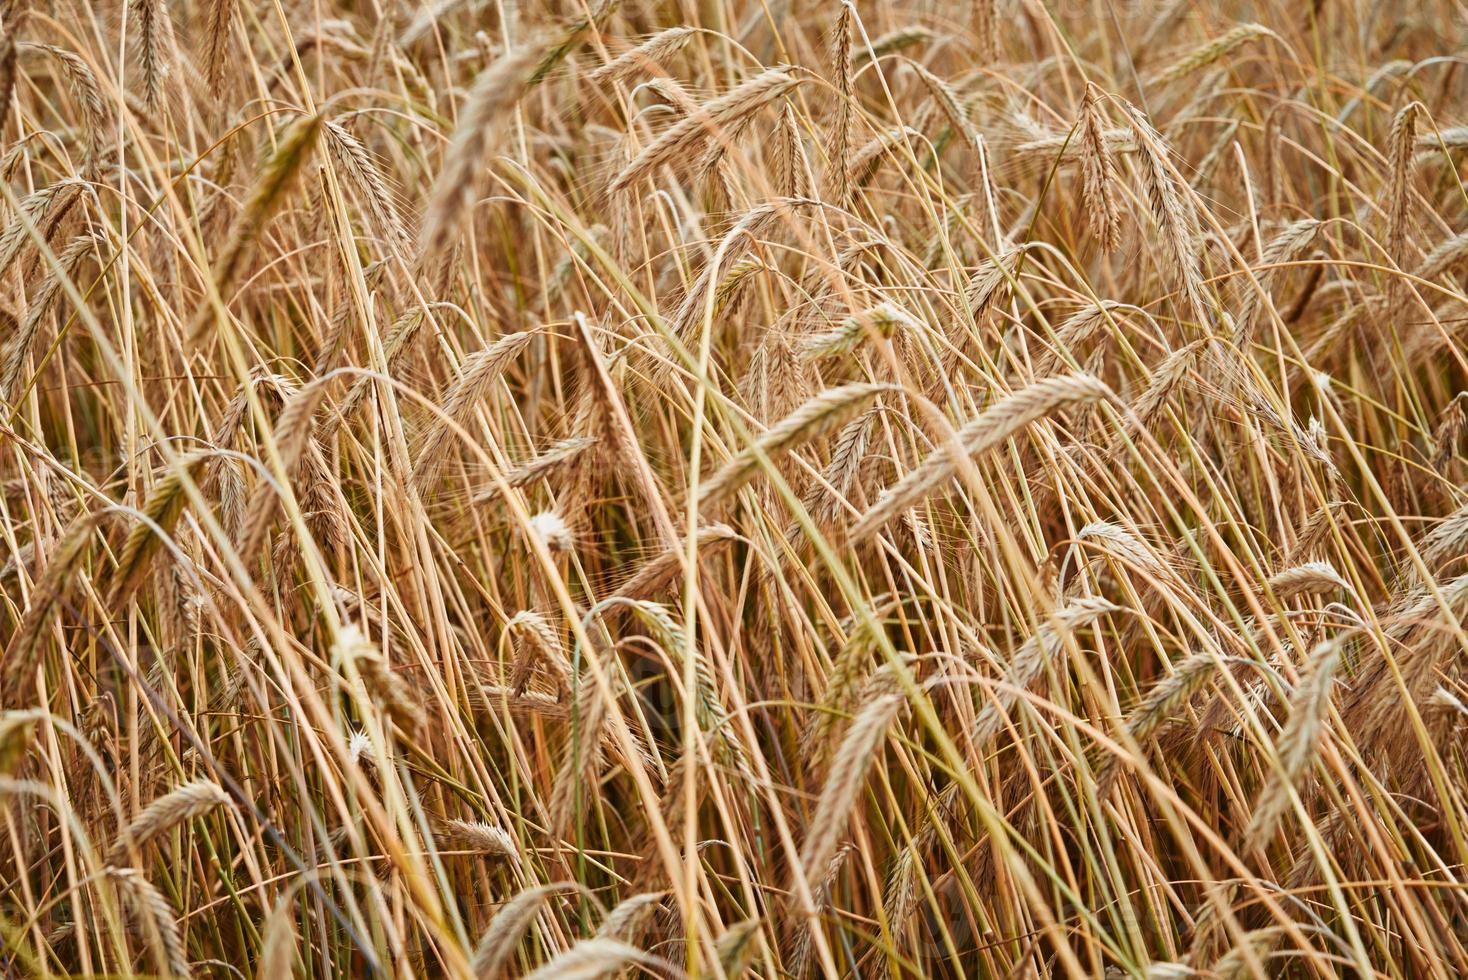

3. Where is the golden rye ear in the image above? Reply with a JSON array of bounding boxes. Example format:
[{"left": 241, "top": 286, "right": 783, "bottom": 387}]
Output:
[
  {"left": 112, "top": 779, "right": 231, "bottom": 864},
  {"left": 851, "top": 373, "right": 1114, "bottom": 542},
  {"left": 420, "top": 41, "right": 548, "bottom": 262},
  {"left": 700, "top": 381, "right": 895, "bottom": 504},
  {"left": 188, "top": 113, "right": 322, "bottom": 346},
  {"left": 108, "top": 453, "right": 208, "bottom": 607}
]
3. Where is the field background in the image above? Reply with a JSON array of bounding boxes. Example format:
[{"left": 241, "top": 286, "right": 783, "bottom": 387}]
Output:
[{"left": 2, "top": 0, "right": 1468, "bottom": 976}]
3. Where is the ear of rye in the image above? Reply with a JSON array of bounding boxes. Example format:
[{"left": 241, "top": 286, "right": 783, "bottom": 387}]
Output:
[
  {"left": 851, "top": 373, "right": 1114, "bottom": 541},
  {"left": 700, "top": 382, "right": 895, "bottom": 504}
]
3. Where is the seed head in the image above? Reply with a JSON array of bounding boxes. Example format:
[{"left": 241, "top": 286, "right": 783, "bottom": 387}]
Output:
[
  {"left": 347, "top": 728, "right": 373, "bottom": 766},
  {"left": 527, "top": 510, "right": 573, "bottom": 552}
]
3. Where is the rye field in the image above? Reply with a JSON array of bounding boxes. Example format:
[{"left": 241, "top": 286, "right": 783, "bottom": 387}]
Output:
[{"left": 4, "top": 0, "right": 1468, "bottom": 977}]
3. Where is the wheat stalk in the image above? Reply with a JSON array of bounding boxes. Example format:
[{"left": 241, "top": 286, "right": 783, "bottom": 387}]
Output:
[
  {"left": 549, "top": 666, "right": 611, "bottom": 838},
  {"left": 615, "top": 523, "right": 738, "bottom": 599},
  {"left": 788, "top": 841, "right": 854, "bottom": 978},
  {"left": 1234, "top": 218, "right": 1322, "bottom": 342},
  {"left": 1122, "top": 648, "right": 1225, "bottom": 746},
  {"left": 0, "top": 177, "right": 87, "bottom": 281},
  {"left": 0, "top": 29, "right": 18, "bottom": 134},
  {"left": 19, "top": 44, "right": 107, "bottom": 162},
  {"left": 798, "top": 303, "right": 918, "bottom": 361},
  {"left": 804, "top": 406, "right": 878, "bottom": 527},
  {"left": 774, "top": 104, "right": 812, "bottom": 198},
  {"left": 434, "top": 819, "right": 519, "bottom": 862},
  {"left": 505, "top": 610, "right": 569, "bottom": 695},
  {"left": 110, "top": 453, "right": 208, "bottom": 606},
  {"left": 335, "top": 622, "right": 426, "bottom": 735}
]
